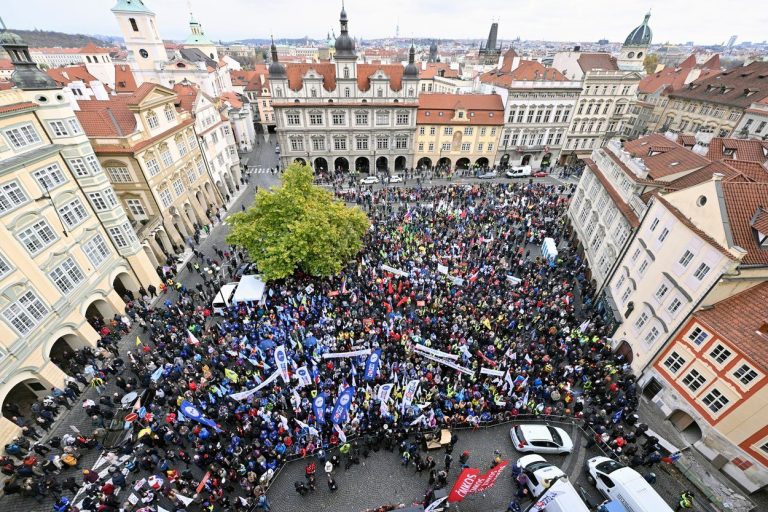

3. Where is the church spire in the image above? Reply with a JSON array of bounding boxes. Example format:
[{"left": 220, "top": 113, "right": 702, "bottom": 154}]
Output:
[{"left": 0, "top": 28, "right": 57, "bottom": 90}]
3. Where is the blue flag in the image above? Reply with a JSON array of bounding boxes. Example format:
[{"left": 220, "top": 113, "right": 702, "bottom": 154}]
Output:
[
  {"left": 331, "top": 386, "right": 355, "bottom": 425},
  {"left": 612, "top": 409, "right": 623, "bottom": 424},
  {"left": 312, "top": 393, "right": 327, "bottom": 424},
  {"left": 179, "top": 400, "right": 221, "bottom": 432},
  {"left": 364, "top": 349, "right": 381, "bottom": 381}
]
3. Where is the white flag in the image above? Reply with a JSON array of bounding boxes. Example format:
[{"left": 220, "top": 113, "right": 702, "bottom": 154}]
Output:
[
  {"left": 274, "top": 345, "right": 290, "bottom": 383},
  {"left": 401, "top": 379, "right": 420, "bottom": 413},
  {"left": 334, "top": 424, "right": 347, "bottom": 443},
  {"left": 295, "top": 366, "right": 312, "bottom": 387},
  {"left": 377, "top": 383, "right": 394, "bottom": 403}
]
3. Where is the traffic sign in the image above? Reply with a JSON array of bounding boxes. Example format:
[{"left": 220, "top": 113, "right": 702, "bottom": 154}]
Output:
[{"left": 125, "top": 412, "right": 138, "bottom": 422}]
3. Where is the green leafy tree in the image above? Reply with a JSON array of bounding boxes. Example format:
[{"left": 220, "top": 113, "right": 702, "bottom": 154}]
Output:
[
  {"left": 226, "top": 163, "right": 369, "bottom": 280},
  {"left": 643, "top": 53, "right": 660, "bottom": 74}
]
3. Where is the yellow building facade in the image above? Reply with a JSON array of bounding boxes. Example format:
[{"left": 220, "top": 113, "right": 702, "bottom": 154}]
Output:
[
  {"left": 0, "top": 32, "right": 160, "bottom": 444},
  {"left": 414, "top": 93, "right": 504, "bottom": 171}
]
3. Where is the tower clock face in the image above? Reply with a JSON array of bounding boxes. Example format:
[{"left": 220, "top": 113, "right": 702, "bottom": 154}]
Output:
[{"left": 139, "top": 49, "right": 149, "bottom": 58}]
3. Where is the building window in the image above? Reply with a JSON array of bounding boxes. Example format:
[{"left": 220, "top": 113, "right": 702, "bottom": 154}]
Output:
[
  {"left": 682, "top": 369, "right": 707, "bottom": 392},
  {"left": 4, "top": 123, "right": 42, "bottom": 149},
  {"left": 376, "top": 112, "right": 389, "bottom": 125},
  {"left": 443, "top": 127, "right": 453, "bottom": 136},
  {"left": 107, "top": 226, "right": 128, "bottom": 248},
  {"left": 461, "top": 143, "right": 471, "bottom": 152},
  {"left": 287, "top": 113, "right": 301, "bottom": 126},
  {"left": 356, "top": 137, "right": 368, "bottom": 151},
  {"left": 106, "top": 166, "right": 133, "bottom": 183},
  {"left": 173, "top": 179, "right": 185, "bottom": 196},
  {"left": 634, "top": 311, "right": 649, "bottom": 330},
  {"left": 164, "top": 105, "right": 175, "bottom": 122},
  {"left": 58, "top": 198, "right": 89, "bottom": 228},
  {"left": 290, "top": 137, "right": 304, "bottom": 151},
  {"left": 144, "top": 157, "right": 161, "bottom": 177},
  {"left": 146, "top": 111, "right": 159, "bottom": 129},
  {"left": 345, "top": 88, "right": 350, "bottom": 98},
  {"left": 49, "top": 257, "right": 85, "bottom": 294},
  {"left": 67, "top": 118, "right": 82, "bottom": 134},
  {"left": 176, "top": 138, "right": 188, "bottom": 157},
  {"left": 658, "top": 228, "right": 670, "bottom": 243},
  {"left": 332, "top": 112, "right": 345, "bottom": 125},
  {"left": 2, "top": 290, "right": 49, "bottom": 335},
  {"left": 0, "top": 253, "right": 12, "bottom": 278},
  {"left": 159, "top": 188, "right": 172, "bottom": 208},
  {"left": 87, "top": 192, "right": 108, "bottom": 211},
  {"left": 376, "top": 137, "right": 389, "bottom": 150},
  {"left": 631, "top": 248, "right": 642, "bottom": 262},
  {"left": 709, "top": 344, "right": 732, "bottom": 364},
  {"left": 702, "top": 389, "right": 729, "bottom": 414},
  {"left": 161, "top": 149, "right": 173, "bottom": 168},
  {"left": 463, "top": 127, "right": 473, "bottom": 136},
  {"left": 644, "top": 326, "right": 661, "bottom": 345},
  {"left": 429, "top": 127, "right": 436, "bottom": 136},
  {"left": 655, "top": 283, "right": 669, "bottom": 301},
  {"left": 48, "top": 120, "right": 69, "bottom": 137},
  {"left": 428, "top": 143, "right": 434, "bottom": 152},
  {"left": 83, "top": 234, "right": 110, "bottom": 267},
  {"left": 309, "top": 113, "right": 323, "bottom": 125},
  {"left": 733, "top": 364, "right": 758, "bottom": 386},
  {"left": 395, "top": 136, "right": 408, "bottom": 150},
  {"left": 312, "top": 138, "right": 325, "bottom": 151},
  {"left": 693, "top": 263, "right": 711, "bottom": 281},
  {"left": 126, "top": 199, "right": 147, "bottom": 220},
  {"left": 663, "top": 352, "right": 686, "bottom": 373},
  {"left": 667, "top": 298, "right": 682, "bottom": 315},
  {"left": 679, "top": 250, "right": 694, "bottom": 267},
  {"left": 487, "top": 143, "right": 493, "bottom": 152},
  {"left": 441, "top": 143, "right": 451, "bottom": 151},
  {"left": 0, "top": 181, "right": 29, "bottom": 214},
  {"left": 17, "top": 220, "right": 57, "bottom": 255},
  {"left": 638, "top": 260, "right": 649, "bottom": 275},
  {"left": 688, "top": 327, "right": 709, "bottom": 345},
  {"left": 418, "top": 143, "right": 424, "bottom": 151},
  {"left": 333, "top": 137, "right": 347, "bottom": 151},
  {"left": 355, "top": 113, "right": 368, "bottom": 125},
  {"left": 396, "top": 113, "right": 410, "bottom": 125},
  {"left": 650, "top": 218, "right": 659, "bottom": 231},
  {"left": 477, "top": 143, "right": 484, "bottom": 151}
]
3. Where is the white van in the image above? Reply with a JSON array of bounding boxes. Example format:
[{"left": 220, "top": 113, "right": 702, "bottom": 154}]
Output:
[
  {"left": 518, "top": 454, "right": 590, "bottom": 512},
  {"left": 212, "top": 283, "right": 238, "bottom": 315},
  {"left": 586, "top": 456, "right": 674, "bottom": 512},
  {"left": 505, "top": 165, "right": 532, "bottom": 178}
]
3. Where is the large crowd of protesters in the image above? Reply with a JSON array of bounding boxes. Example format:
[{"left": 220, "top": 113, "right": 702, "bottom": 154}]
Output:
[{"left": 1, "top": 180, "right": 668, "bottom": 512}]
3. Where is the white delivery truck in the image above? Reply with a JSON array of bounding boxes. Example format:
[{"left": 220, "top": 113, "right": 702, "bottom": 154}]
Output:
[
  {"left": 586, "top": 456, "right": 674, "bottom": 512},
  {"left": 518, "top": 454, "right": 590, "bottom": 512},
  {"left": 505, "top": 165, "right": 532, "bottom": 178},
  {"left": 211, "top": 274, "right": 267, "bottom": 315}
]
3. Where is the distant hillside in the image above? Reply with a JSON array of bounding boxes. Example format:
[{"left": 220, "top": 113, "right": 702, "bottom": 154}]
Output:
[{"left": 6, "top": 28, "right": 112, "bottom": 48}]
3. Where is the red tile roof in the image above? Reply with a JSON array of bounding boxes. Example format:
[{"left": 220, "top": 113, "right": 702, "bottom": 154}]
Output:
[
  {"left": 584, "top": 158, "right": 640, "bottom": 228},
  {"left": 46, "top": 65, "right": 98, "bottom": 86},
  {"left": 230, "top": 70, "right": 256, "bottom": 86},
  {"left": 172, "top": 82, "right": 199, "bottom": 113},
  {"left": 114, "top": 64, "right": 137, "bottom": 93},
  {"left": 721, "top": 159, "right": 768, "bottom": 182},
  {"left": 357, "top": 64, "right": 405, "bottom": 92},
  {"left": 416, "top": 93, "right": 504, "bottom": 126},
  {"left": 419, "top": 63, "right": 460, "bottom": 80},
  {"left": 0, "top": 59, "right": 13, "bottom": 70},
  {"left": 670, "top": 61, "right": 768, "bottom": 109},
  {"left": 75, "top": 97, "right": 137, "bottom": 137},
  {"left": 622, "top": 134, "right": 710, "bottom": 180},
  {"left": 0, "top": 81, "right": 13, "bottom": 90},
  {"left": 638, "top": 53, "right": 721, "bottom": 95},
  {"left": 284, "top": 62, "right": 336, "bottom": 91},
  {"left": 0, "top": 101, "right": 37, "bottom": 114},
  {"left": 78, "top": 42, "right": 112, "bottom": 54},
  {"left": 706, "top": 138, "right": 768, "bottom": 164},
  {"left": 577, "top": 53, "right": 618, "bottom": 72},
  {"left": 693, "top": 281, "right": 768, "bottom": 371},
  {"left": 721, "top": 181, "right": 768, "bottom": 265},
  {"left": 479, "top": 60, "right": 567, "bottom": 87},
  {"left": 751, "top": 207, "right": 768, "bottom": 235},
  {"left": 666, "top": 160, "right": 747, "bottom": 189},
  {"left": 244, "top": 65, "right": 270, "bottom": 94},
  {"left": 220, "top": 91, "right": 244, "bottom": 109}
]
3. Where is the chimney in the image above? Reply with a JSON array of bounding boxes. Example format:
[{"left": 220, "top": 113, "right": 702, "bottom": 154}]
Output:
[
  {"left": 712, "top": 172, "right": 724, "bottom": 182},
  {"left": 574, "top": 45, "right": 581, "bottom": 52}
]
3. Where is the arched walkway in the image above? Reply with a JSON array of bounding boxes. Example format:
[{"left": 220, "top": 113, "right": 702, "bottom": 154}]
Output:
[
  {"left": 154, "top": 229, "right": 174, "bottom": 257},
  {"left": 521, "top": 154, "right": 532, "bottom": 166},
  {"left": 315, "top": 157, "right": 328, "bottom": 172},
  {"left": 417, "top": 157, "right": 432, "bottom": 169},
  {"left": 293, "top": 157, "right": 306, "bottom": 165},
  {"left": 204, "top": 182, "right": 218, "bottom": 208},
  {"left": 394, "top": 156, "right": 406, "bottom": 171},
  {"left": 113, "top": 271, "right": 141, "bottom": 299},
  {"left": 85, "top": 298, "right": 118, "bottom": 329},
  {"left": 456, "top": 158, "right": 470, "bottom": 170},
  {"left": 143, "top": 243, "right": 160, "bottom": 268},
  {"left": 500, "top": 153, "right": 510, "bottom": 168},
  {"left": 541, "top": 152, "right": 552, "bottom": 168},
  {"left": 668, "top": 410, "right": 703, "bottom": 444},
  {"left": 2, "top": 378, "right": 50, "bottom": 421},
  {"left": 216, "top": 180, "right": 227, "bottom": 199},
  {"left": 355, "top": 157, "right": 369, "bottom": 173},
  {"left": 184, "top": 202, "right": 201, "bottom": 228},
  {"left": 334, "top": 157, "right": 349, "bottom": 172},
  {"left": 475, "top": 157, "right": 489, "bottom": 168},
  {"left": 223, "top": 173, "right": 236, "bottom": 195},
  {"left": 437, "top": 157, "right": 451, "bottom": 168},
  {"left": 376, "top": 156, "right": 388, "bottom": 172},
  {"left": 49, "top": 334, "right": 89, "bottom": 375}
]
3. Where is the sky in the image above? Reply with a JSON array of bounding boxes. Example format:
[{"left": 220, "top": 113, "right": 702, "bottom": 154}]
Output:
[{"left": 6, "top": 0, "right": 768, "bottom": 46}]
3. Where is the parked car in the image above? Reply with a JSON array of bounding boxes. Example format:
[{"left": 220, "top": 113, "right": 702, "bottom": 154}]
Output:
[
  {"left": 360, "top": 176, "right": 380, "bottom": 185},
  {"left": 510, "top": 424, "right": 573, "bottom": 454},
  {"left": 478, "top": 170, "right": 498, "bottom": 179},
  {"left": 586, "top": 456, "right": 674, "bottom": 512},
  {"left": 533, "top": 171, "right": 548, "bottom": 178},
  {"left": 384, "top": 175, "right": 403, "bottom": 183},
  {"left": 505, "top": 165, "right": 532, "bottom": 178}
]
